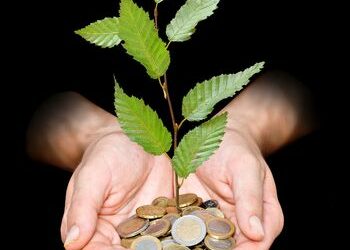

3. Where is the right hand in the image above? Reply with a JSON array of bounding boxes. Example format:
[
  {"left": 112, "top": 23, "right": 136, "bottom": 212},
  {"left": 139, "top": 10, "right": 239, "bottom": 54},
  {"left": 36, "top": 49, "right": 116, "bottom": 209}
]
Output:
[{"left": 61, "top": 131, "right": 173, "bottom": 250}]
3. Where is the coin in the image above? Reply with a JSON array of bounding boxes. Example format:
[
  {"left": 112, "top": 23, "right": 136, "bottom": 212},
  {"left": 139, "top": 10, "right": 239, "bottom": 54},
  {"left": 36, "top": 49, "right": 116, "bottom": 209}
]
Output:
[
  {"left": 152, "top": 196, "right": 169, "bottom": 208},
  {"left": 206, "top": 218, "right": 235, "bottom": 240},
  {"left": 136, "top": 205, "right": 166, "bottom": 219},
  {"left": 163, "top": 213, "right": 180, "bottom": 225},
  {"left": 116, "top": 215, "right": 149, "bottom": 238},
  {"left": 204, "top": 235, "right": 236, "bottom": 250},
  {"left": 182, "top": 206, "right": 204, "bottom": 215},
  {"left": 141, "top": 218, "right": 171, "bottom": 237},
  {"left": 193, "top": 197, "right": 203, "bottom": 207},
  {"left": 205, "top": 207, "right": 225, "bottom": 218},
  {"left": 161, "top": 238, "right": 177, "bottom": 248},
  {"left": 203, "top": 199, "right": 219, "bottom": 208},
  {"left": 168, "top": 193, "right": 198, "bottom": 208},
  {"left": 166, "top": 206, "right": 179, "bottom": 214},
  {"left": 190, "top": 210, "right": 216, "bottom": 223},
  {"left": 163, "top": 243, "right": 191, "bottom": 250},
  {"left": 171, "top": 215, "right": 207, "bottom": 246},
  {"left": 121, "top": 235, "right": 140, "bottom": 248},
  {"left": 130, "top": 235, "right": 162, "bottom": 250}
]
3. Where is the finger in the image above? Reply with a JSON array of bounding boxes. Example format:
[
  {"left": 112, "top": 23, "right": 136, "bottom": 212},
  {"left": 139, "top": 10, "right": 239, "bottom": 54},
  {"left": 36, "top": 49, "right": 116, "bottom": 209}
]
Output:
[
  {"left": 64, "top": 165, "right": 110, "bottom": 250},
  {"left": 262, "top": 167, "right": 284, "bottom": 237},
  {"left": 81, "top": 218, "right": 126, "bottom": 250},
  {"left": 231, "top": 155, "right": 265, "bottom": 241},
  {"left": 61, "top": 173, "right": 76, "bottom": 241},
  {"left": 235, "top": 168, "right": 284, "bottom": 250}
]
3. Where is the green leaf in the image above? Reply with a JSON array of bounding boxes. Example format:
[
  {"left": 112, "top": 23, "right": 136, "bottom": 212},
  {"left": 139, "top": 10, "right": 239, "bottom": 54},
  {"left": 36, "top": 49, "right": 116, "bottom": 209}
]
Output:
[
  {"left": 118, "top": 0, "right": 170, "bottom": 79},
  {"left": 114, "top": 80, "right": 172, "bottom": 155},
  {"left": 75, "top": 17, "right": 122, "bottom": 48},
  {"left": 154, "top": 0, "right": 164, "bottom": 3},
  {"left": 172, "top": 113, "right": 227, "bottom": 178},
  {"left": 166, "top": 0, "right": 220, "bottom": 42},
  {"left": 182, "top": 62, "right": 265, "bottom": 121}
]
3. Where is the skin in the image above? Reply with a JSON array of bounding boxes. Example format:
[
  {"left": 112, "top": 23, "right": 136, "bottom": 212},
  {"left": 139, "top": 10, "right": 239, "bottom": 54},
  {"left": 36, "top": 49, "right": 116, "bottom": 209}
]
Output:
[{"left": 26, "top": 71, "right": 315, "bottom": 250}]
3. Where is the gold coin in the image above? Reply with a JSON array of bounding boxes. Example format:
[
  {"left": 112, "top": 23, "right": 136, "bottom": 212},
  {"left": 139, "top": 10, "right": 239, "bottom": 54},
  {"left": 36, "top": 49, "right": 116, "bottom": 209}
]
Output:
[
  {"left": 190, "top": 210, "right": 216, "bottom": 223},
  {"left": 130, "top": 235, "right": 162, "bottom": 250},
  {"left": 204, "top": 235, "right": 236, "bottom": 250},
  {"left": 171, "top": 215, "right": 207, "bottom": 246},
  {"left": 141, "top": 218, "right": 171, "bottom": 237},
  {"left": 168, "top": 193, "right": 198, "bottom": 208},
  {"left": 116, "top": 215, "right": 149, "bottom": 238},
  {"left": 192, "top": 197, "right": 203, "bottom": 207},
  {"left": 121, "top": 235, "right": 140, "bottom": 248},
  {"left": 136, "top": 205, "right": 166, "bottom": 219},
  {"left": 152, "top": 196, "right": 169, "bottom": 208},
  {"left": 205, "top": 207, "right": 225, "bottom": 218},
  {"left": 206, "top": 218, "right": 235, "bottom": 240},
  {"left": 166, "top": 206, "right": 179, "bottom": 214},
  {"left": 163, "top": 213, "right": 180, "bottom": 226},
  {"left": 182, "top": 206, "right": 204, "bottom": 215},
  {"left": 163, "top": 243, "right": 191, "bottom": 250}
]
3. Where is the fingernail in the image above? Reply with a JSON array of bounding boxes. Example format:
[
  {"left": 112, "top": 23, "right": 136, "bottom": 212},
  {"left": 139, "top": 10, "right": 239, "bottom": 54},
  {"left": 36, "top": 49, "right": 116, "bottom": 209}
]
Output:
[
  {"left": 249, "top": 215, "right": 265, "bottom": 237},
  {"left": 64, "top": 225, "right": 79, "bottom": 246}
]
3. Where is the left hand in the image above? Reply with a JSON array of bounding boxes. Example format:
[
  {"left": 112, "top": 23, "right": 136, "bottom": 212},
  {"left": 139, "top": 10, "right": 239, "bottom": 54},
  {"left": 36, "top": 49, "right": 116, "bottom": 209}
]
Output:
[{"left": 181, "top": 127, "right": 284, "bottom": 250}]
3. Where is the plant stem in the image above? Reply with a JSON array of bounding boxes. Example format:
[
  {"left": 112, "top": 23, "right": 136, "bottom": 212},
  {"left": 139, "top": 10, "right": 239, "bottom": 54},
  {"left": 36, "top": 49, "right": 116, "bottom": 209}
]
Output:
[
  {"left": 163, "top": 74, "right": 181, "bottom": 212},
  {"left": 154, "top": 3, "right": 159, "bottom": 30},
  {"left": 154, "top": 4, "right": 181, "bottom": 213}
]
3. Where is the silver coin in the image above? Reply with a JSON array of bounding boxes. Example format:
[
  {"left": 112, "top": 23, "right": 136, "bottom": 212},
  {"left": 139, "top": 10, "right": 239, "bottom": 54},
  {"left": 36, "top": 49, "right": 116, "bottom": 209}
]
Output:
[
  {"left": 204, "top": 235, "right": 236, "bottom": 250},
  {"left": 161, "top": 238, "right": 177, "bottom": 248},
  {"left": 163, "top": 243, "right": 191, "bottom": 250},
  {"left": 171, "top": 215, "right": 207, "bottom": 246},
  {"left": 130, "top": 235, "right": 162, "bottom": 250}
]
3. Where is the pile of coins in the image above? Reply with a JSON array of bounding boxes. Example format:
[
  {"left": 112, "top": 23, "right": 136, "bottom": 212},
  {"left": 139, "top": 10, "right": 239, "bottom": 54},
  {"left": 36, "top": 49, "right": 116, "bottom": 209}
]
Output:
[{"left": 116, "top": 193, "right": 236, "bottom": 250}]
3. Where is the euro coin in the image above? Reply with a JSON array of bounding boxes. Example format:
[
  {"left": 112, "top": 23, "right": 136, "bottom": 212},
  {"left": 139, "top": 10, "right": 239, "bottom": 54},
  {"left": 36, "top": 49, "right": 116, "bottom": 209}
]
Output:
[
  {"left": 121, "top": 235, "right": 140, "bottom": 248},
  {"left": 152, "top": 196, "right": 169, "bottom": 208},
  {"left": 163, "top": 213, "right": 180, "bottom": 225},
  {"left": 204, "top": 235, "right": 236, "bottom": 250},
  {"left": 161, "top": 238, "right": 177, "bottom": 248},
  {"left": 171, "top": 215, "right": 207, "bottom": 246},
  {"left": 141, "top": 218, "right": 170, "bottom": 237},
  {"left": 136, "top": 205, "right": 166, "bottom": 219},
  {"left": 182, "top": 206, "right": 204, "bottom": 215},
  {"left": 190, "top": 210, "right": 216, "bottom": 223},
  {"left": 166, "top": 206, "right": 179, "bottom": 214},
  {"left": 193, "top": 197, "right": 203, "bottom": 207},
  {"left": 205, "top": 207, "right": 225, "bottom": 218},
  {"left": 203, "top": 199, "right": 219, "bottom": 208},
  {"left": 206, "top": 218, "right": 235, "bottom": 240},
  {"left": 116, "top": 215, "right": 149, "bottom": 238},
  {"left": 130, "top": 235, "right": 162, "bottom": 250},
  {"left": 168, "top": 193, "right": 198, "bottom": 208},
  {"left": 163, "top": 243, "right": 191, "bottom": 250}
]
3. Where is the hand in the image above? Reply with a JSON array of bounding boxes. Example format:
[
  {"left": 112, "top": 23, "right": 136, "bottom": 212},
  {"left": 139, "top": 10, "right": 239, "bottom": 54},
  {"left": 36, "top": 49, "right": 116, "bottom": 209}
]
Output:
[
  {"left": 61, "top": 131, "right": 173, "bottom": 250},
  {"left": 181, "top": 126, "right": 284, "bottom": 250}
]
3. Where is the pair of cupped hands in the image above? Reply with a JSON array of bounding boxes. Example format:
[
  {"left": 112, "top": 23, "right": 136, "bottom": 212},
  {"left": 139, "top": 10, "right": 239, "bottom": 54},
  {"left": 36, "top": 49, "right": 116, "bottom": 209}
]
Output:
[{"left": 61, "top": 123, "right": 283, "bottom": 250}]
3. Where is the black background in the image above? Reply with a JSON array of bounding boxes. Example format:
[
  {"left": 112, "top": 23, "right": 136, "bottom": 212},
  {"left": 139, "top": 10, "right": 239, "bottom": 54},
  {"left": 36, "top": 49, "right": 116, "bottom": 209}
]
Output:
[{"left": 10, "top": 0, "right": 335, "bottom": 249}]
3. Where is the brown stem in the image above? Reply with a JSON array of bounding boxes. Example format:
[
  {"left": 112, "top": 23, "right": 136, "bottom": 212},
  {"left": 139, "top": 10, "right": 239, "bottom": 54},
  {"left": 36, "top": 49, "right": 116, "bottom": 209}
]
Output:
[
  {"left": 163, "top": 74, "right": 181, "bottom": 212},
  {"left": 154, "top": 4, "right": 159, "bottom": 30}
]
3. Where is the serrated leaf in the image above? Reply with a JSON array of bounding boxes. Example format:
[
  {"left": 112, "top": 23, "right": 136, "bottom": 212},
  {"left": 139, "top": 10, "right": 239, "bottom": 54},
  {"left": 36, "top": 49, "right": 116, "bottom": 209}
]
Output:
[
  {"left": 114, "top": 81, "right": 172, "bottom": 155},
  {"left": 118, "top": 0, "right": 170, "bottom": 79},
  {"left": 75, "top": 17, "right": 121, "bottom": 48},
  {"left": 166, "top": 0, "right": 220, "bottom": 42},
  {"left": 172, "top": 113, "right": 227, "bottom": 178},
  {"left": 182, "top": 62, "right": 265, "bottom": 121}
]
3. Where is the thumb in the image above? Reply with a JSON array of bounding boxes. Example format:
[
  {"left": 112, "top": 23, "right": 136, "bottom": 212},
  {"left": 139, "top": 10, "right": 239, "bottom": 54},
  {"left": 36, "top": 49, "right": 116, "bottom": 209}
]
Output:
[
  {"left": 232, "top": 157, "right": 265, "bottom": 241},
  {"left": 63, "top": 166, "right": 108, "bottom": 250}
]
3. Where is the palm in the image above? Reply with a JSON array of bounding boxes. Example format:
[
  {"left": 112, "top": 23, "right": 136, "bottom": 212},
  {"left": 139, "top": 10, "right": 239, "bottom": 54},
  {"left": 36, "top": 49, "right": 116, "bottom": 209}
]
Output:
[
  {"left": 61, "top": 133, "right": 173, "bottom": 249},
  {"left": 181, "top": 129, "right": 283, "bottom": 250}
]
